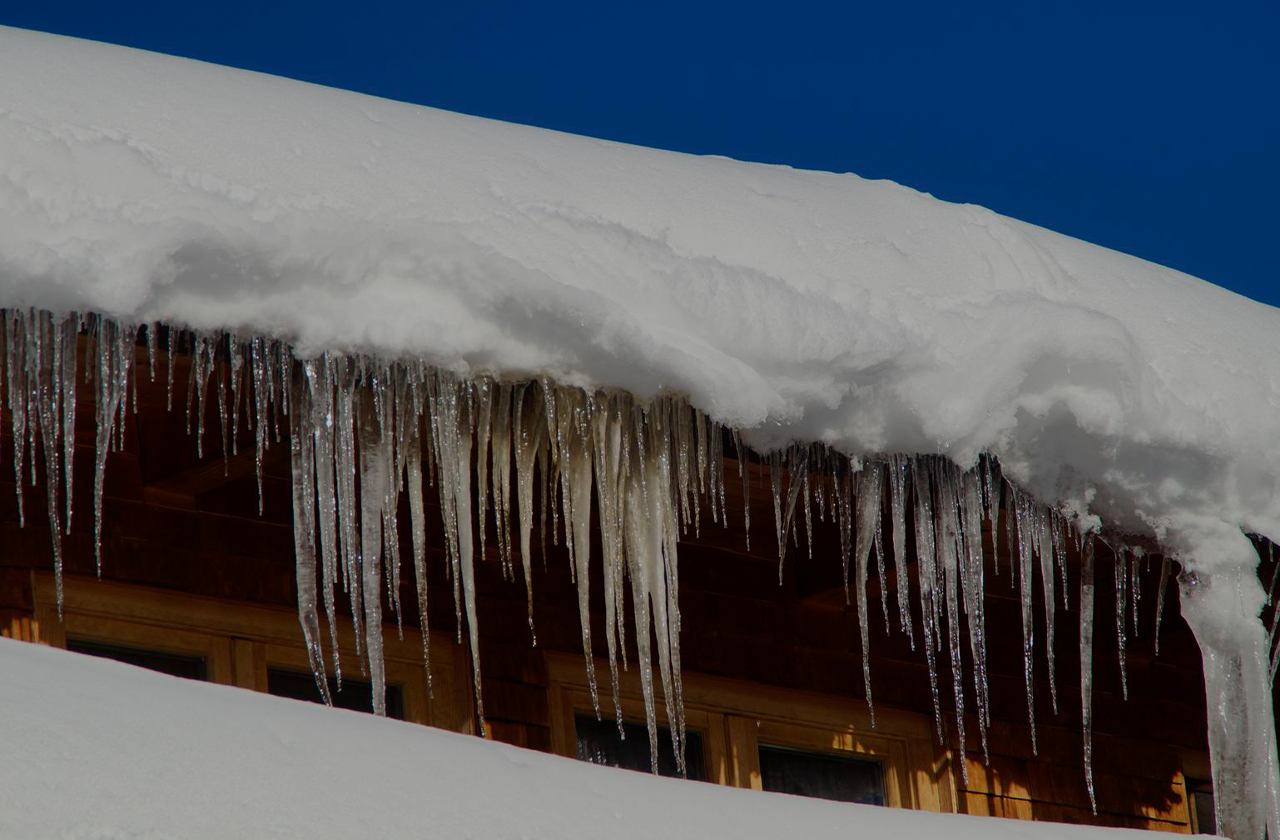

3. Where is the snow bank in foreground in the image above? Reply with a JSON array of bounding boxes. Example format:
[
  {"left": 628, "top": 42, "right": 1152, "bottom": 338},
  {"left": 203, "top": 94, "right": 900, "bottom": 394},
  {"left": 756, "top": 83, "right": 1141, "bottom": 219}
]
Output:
[
  {"left": 1, "top": 27, "right": 1278, "bottom": 570},
  {"left": 0, "top": 639, "right": 1151, "bottom": 840}
]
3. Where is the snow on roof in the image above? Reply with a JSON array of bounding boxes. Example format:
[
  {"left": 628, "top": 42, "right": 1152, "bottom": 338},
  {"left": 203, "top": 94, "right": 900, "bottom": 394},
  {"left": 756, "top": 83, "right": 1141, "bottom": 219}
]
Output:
[
  {"left": 0, "top": 638, "right": 1156, "bottom": 839},
  {"left": 2, "top": 26, "right": 1278, "bottom": 571}
]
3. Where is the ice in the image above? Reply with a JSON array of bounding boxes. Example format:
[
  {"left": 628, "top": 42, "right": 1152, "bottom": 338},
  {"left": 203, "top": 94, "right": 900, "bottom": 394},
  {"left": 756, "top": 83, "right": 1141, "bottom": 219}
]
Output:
[
  {"left": 357, "top": 386, "right": 389, "bottom": 717},
  {"left": 289, "top": 366, "right": 330, "bottom": 705},
  {"left": 1079, "top": 535, "right": 1097, "bottom": 814},
  {"left": 308, "top": 357, "right": 343, "bottom": 680},
  {"left": 912, "top": 460, "right": 945, "bottom": 742},
  {"left": 513, "top": 383, "right": 543, "bottom": 643},
  {"left": 1155, "top": 556, "right": 1172, "bottom": 657},
  {"left": 1115, "top": 548, "right": 1128, "bottom": 701},
  {"left": 1179, "top": 556, "right": 1280, "bottom": 840},
  {"left": 10, "top": 310, "right": 1280, "bottom": 817},
  {"left": 92, "top": 319, "right": 135, "bottom": 576},
  {"left": 1014, "top": 487, "right": 1039, "bottom": 753},
  {"left": 854, "top": 461, "right": 885, "bottom": 727},
  {"left": 888, "top": 454, "right": 913, "bottom": 646},
  {"left": 933, "top": 461, "right": 970, "bottom": 779}
]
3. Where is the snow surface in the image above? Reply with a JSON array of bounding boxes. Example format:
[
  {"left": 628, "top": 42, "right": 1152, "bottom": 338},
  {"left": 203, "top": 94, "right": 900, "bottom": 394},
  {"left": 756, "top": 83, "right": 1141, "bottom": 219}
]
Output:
[
  {"left": 1, "top": 26, "right": 1278, "bottom": 574},
  {"left": 0, "top": 638, "right": 1161, "bottom": 840}
]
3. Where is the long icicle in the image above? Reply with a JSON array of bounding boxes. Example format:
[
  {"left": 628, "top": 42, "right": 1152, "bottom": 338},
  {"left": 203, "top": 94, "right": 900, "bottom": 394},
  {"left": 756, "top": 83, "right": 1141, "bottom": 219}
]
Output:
[{"left": 1080, "top": 532, "right": 1098, "bottom": 814}]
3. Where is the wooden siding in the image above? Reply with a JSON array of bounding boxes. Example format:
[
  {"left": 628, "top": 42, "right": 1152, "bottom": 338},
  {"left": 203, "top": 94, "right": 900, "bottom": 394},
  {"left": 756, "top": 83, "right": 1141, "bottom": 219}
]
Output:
[{"left": 0, "top": 336, "right": 1221, "bottom": 830}]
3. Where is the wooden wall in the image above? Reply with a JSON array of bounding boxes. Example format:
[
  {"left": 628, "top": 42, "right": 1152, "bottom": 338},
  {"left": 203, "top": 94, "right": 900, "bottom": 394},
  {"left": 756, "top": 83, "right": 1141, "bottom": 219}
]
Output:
[{"left": 0, "top": 338, "right": 1220, "bottom": 831}]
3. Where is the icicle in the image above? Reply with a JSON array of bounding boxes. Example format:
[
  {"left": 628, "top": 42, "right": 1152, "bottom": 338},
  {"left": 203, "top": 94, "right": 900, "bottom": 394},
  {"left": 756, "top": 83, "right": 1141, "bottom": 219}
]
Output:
[
  {"left": 32, "top": 313, "right": 66, "bottom": 609},
  {"left": 433, "top": 375, "right": 485, "bottom": 733},
  {"left": 7, "top": 311, "right": 28, "bottom": 527},
  {"left": 1180, "top": 565, "right": 1280, "bottom": 840},
  {"left": 1115, "top": 548, "right": 1128, "bottom": 700},
  {"left": 474, "top": 379, "right": 493, "bottom": 566},
  {"left": 562, "top": 390, "right": 600, "bottom": 712},
  {"left": 779, "top": 448, "right": 809, "bottom": 583},
  {"left": 965, "top": 472, "right": 991, "bottom": 734},
  {"left": 619, "top": 412, "right": 686, "bottom": 775},
  {"left": 59, "top": 316, "right": 80, "bottom": 536},
  {"left": 1014, "top": 487, "right": 1038, "bottom": 754},
  {"left": 734, "top": 431, "right": 751, "bottom": 551},
  {"left": 935, "top": 462, "right": 969, "bottom": 777},
  {"left": 380, "top": 367, "right": 404, "bottom": 639},
  {"left": 332, "top": 360, "right": 364, "bottom": 666},
  {"left": 1040, "top": 501, "right": 1061, "bottom": 713},
  {"left": 1130, "top": 550, "right": 1142, "bottom": 638},
  {"left": 307, "top": 357, "right": 343, "bottom": 683},
  {"left": 91, "top": 318, "right": 134, "bottom": 573},
  {"left": 873, "top": 489, "right": 890, "bottom": 633},
  {"left": 215, "top": 345, "right": 230, "bottom": 470},
  {"left": 1154, "top": 556, "right": 1172, "bottom": 656},
  {"left": 289, "top": 364, "right": 331, "bottom": 705},
  {"left": 357, "top": 388, "right": 389, "bottom": 715},
  {"left": 646, "top": 402, "right": 686, "bottom": 772},
  {"left": 513, "top": 383, "right": 545, "bottom": 643},
  {"left": 709, "top": 414, "right": 726, "bottom": 528},
  {"left": 145, "top": 321, "right": 158, "bottom": 383},
  {"left": 165, "top": 326, "right": 176, "bottom": 411},
  {"left": 912, "top": 460, "right": 945, "bottom": 742},
  {"left": 404, "top": 410, "right": 433, "bottom": 696},
  {"left": 853, "top": 461, "right": 885, "bottom": 727},
  {"left": 888, "top": 454, "right": 913, "bottom": 646},
  {"left": 250, "top": 337, "right": 269, "bottom": 514},
  {"left": 591, "top": 393, "right": 627, "bottom": 727},
  {"left": 674, "top": 402, "right": 694, "bottom": 535},
  {"left": 770, "top": 450, "right": 785, "bottom": 571},
  {"left": 1079, "top": 533, "right": 1097, "bottom": 814},
  {"left": 490, "top": 383, "right": 514, "bottom": 580}
]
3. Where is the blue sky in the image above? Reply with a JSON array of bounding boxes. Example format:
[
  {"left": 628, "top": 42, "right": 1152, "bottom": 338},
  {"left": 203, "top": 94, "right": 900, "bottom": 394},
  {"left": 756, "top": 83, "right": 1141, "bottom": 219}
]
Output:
[{"left": 5, "top": 2, "right": 1277, "bottom": 306}]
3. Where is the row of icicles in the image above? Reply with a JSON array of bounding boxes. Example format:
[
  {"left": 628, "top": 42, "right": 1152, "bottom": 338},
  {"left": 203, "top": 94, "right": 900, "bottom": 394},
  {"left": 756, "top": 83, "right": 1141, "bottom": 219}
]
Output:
[{"left": 2, "top": 307, "right": 1269, "bottom": 811}]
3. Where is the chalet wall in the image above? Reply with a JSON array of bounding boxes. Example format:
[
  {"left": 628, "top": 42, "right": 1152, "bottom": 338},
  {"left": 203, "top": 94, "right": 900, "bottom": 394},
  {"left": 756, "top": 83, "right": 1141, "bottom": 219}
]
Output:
[{"left": 0, "top": 340, "right": 1223, "bottom": 832}]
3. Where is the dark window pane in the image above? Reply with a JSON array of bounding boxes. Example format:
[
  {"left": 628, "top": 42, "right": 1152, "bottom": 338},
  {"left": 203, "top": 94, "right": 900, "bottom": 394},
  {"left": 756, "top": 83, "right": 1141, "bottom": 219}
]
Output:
[
  {"left": 1187, "top": 778, "right": 1216, "bottom": 835},
  {"left": 266, "top": 668, "right": 405, "bottom": 720},
  {"left": 759, "top": 744, "right": 885, "bottom": 805},
  {"left": 66, "top": 639, "right": 207, "bottom": 681},
  {"left": 575, "top": 714, "right": 705, "bottom": 780}
]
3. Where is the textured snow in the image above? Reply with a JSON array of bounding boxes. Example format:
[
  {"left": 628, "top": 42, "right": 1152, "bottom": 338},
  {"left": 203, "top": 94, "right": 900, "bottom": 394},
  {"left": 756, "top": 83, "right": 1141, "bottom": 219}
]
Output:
[{"left": 0, "top": 638, "right": 1159, "bottom": 840}]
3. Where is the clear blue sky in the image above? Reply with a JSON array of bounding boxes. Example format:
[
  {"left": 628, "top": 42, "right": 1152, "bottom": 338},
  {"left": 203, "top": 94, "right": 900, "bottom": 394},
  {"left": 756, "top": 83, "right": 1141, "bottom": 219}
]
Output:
[{"left": 5, "top": 2, "right": 1277, "bottom": 306}]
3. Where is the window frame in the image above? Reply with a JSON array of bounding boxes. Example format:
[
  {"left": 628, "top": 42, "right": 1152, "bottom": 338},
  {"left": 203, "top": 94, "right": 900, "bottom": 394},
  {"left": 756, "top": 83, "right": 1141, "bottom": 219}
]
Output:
[
  {"left": 545, "top": 651, "right": 957, "bottom": 811},
  {"left": 32, "top": 571, "right": 474, "bottom": 734}
]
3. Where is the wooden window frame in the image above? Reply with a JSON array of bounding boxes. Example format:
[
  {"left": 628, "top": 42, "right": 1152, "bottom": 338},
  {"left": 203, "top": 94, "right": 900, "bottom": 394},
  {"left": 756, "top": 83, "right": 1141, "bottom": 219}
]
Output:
[
  {"left": 32, "top": 571, "right": 474, "bottom": 734},
  {"left": 546, "top": 651, "right": 957, "bottom": 811}
]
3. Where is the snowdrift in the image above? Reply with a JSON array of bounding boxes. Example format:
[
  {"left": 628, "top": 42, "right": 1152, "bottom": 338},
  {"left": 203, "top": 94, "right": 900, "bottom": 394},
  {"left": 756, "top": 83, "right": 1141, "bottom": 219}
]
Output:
[{"left": 0, "top": 639, "right": 1159, "bottom": 840}]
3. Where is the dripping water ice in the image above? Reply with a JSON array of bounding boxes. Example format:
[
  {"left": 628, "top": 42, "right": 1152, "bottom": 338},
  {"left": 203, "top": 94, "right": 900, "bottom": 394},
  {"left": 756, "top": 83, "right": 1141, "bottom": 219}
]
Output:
[{"left": 6, "top": 308, "right": 1280, "bottom": 833}]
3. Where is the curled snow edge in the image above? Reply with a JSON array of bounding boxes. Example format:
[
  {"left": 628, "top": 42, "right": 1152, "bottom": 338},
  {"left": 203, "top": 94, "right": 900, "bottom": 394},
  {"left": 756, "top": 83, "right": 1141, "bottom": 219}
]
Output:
[{"left": 2, "top": 25, "right": 1279, "bottom": 838}]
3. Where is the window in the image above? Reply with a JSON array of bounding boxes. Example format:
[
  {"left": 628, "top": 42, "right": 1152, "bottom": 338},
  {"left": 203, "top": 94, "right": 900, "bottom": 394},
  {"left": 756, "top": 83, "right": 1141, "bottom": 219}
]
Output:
[
  {"left": 267, "top": 667, "right": 406, "bottom": 720},
  {"left": 1187, "top": 778, "right": 1215, "bottom": 835},
  {"left": 546, "top": 653, "right": 955, "bottom": 812},
  {"left": 66, "top": 638, "right": 208, "bottom": 681},
  {"left": 574, "top": 713, "right": 707, "bottom": 780},
  {"left": 758, "top": 743, "right": 884, "bottom": 805},
  {"left": 32, "top": 572, "right": 472, "bottom": 734}
]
